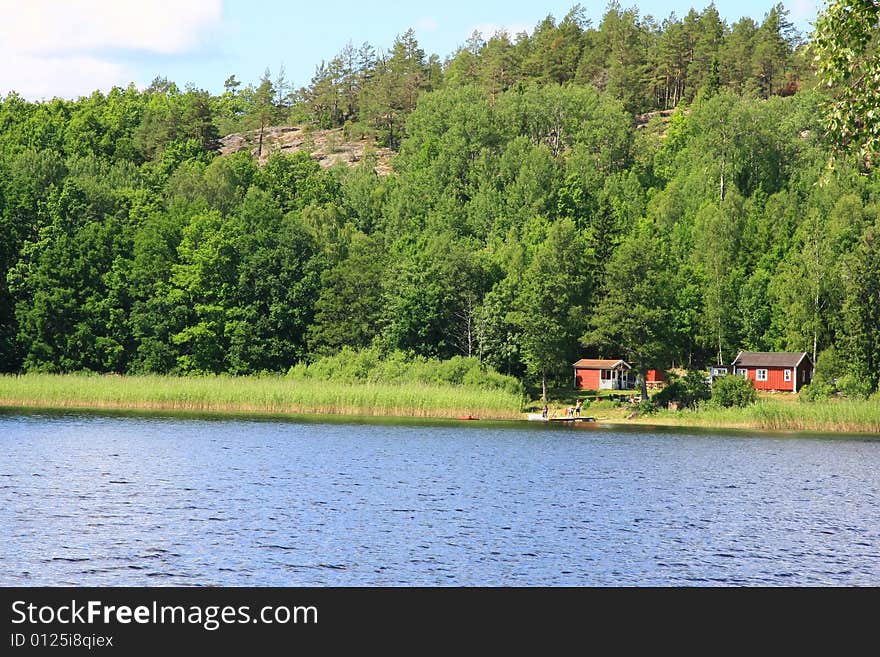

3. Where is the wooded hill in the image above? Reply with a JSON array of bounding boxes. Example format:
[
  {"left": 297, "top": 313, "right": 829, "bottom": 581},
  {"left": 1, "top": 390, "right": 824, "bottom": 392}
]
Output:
[{"left": 0, "top": 3, "right": 878, "bottom": 399}]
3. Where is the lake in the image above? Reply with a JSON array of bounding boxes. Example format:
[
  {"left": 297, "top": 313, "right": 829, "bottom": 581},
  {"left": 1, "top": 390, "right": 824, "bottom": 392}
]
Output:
[{"left": 1, "top": 412, "right": 878, "bottom": 586}]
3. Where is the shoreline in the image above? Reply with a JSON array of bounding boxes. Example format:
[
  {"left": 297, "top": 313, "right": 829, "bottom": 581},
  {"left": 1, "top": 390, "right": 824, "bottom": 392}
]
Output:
[
  {"left": 0, "top": 398, "right": 520, "bottom": 422},
  {"left": 595, "top": 408, "right": 880, "bottom": 435},
  {"left": 2, "top": 398, "right": 880, "bottom": 436},
  {"left": 0, "top": 373, "right": 524, "bottom": 421},
  {"left": 1, "top": 374, "right": 878, "bottom": 435},
  {"left": 599, "top": 415, "right": 880, "bottom": 436}
]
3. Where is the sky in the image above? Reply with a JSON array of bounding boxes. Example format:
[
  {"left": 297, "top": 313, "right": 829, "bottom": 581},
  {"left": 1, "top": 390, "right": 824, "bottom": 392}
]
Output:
[{"left": 0, "top": 0, "right": 822, "bottom": 101}]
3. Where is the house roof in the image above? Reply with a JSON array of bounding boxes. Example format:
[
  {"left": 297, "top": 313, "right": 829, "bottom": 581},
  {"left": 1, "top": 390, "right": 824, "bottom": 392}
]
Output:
[
  {"left": 730, "top": 351, "right": 810, "bottom": 368},
  {"left": 572, "top": 359, "right": 631, "bottom": 370}
]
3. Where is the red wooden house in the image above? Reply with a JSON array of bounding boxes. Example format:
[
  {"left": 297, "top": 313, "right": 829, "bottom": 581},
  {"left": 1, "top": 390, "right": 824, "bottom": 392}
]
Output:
[
  {"left": 728, "top": 351, "right": 813, "bottom": 392},
  {"left": 645, "top": 369, "right": 665, "bottom": 389},
  {"left": 573, "top": 359, "right": 632, "bottom": 390}
]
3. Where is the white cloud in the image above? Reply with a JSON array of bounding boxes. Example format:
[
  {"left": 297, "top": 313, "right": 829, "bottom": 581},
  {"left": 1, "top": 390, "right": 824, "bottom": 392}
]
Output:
[
  {"left": 0, "top": 0, "right": 223, "bottom": 99},
  {"left": 0, "top": 0, "right": 223, "bottom": 54},
  {"left": 416, "top": 17, "right": 438, "bottom": 32},
  {"left": 0, "top": 54, "right": 130, "bottom": 100}
]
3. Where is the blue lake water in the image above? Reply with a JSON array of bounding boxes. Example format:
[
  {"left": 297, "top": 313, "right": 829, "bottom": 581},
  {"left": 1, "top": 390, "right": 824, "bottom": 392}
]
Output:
[{"left": 1, "top": 412, "right": 878, "bottom": 586}]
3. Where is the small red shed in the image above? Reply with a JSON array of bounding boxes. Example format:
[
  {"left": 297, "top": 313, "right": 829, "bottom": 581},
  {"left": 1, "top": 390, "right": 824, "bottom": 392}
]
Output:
[
  {"left": 645, "top": 369, "right": 665, "bottom": 389},
  {"left": 573, "top": 359, "right": 632, "bottom": 390},
  {"left": 729, "top": 351, "right": 813, "bottom": 392}
]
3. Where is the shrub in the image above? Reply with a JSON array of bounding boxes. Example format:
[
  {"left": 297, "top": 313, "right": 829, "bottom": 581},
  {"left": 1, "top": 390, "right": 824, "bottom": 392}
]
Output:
[
  {"left": 711, "top": 374, "right": 758, "bottom": 408},
  {"left": 286, "top": 349, "right": 524, "bottom": 396},
  {"left": 287, "top": 362, "right": 310, "bottom": 379},
  {"left": 804, "top": 350, "right": 875, "bottom": 401},
  {"left": 680, "top": 370, "right": 712, "bottom": 406},
  {"left": 296, "top": 346, "right": 383, "bottom": 381},
  {"left": 799, "top": 380, "right": 835, "bottom": 402},
  {"left": 814, "top": 347, "right": 845, "bottom": 386},
  {"left": 433, "top": 356, "right": 477, "bottom": 385},
  {"left": 837, "top": 373, "right": 874, "bottom": 400},
  {"left": 653, "top": 370, "right": 710, "bottom": 409},
  {"left": 462, "top": 367, "right": 523, "bottom": 396},
  {"left": 652, "top": 380, "right": 680, "bottom": 408}
]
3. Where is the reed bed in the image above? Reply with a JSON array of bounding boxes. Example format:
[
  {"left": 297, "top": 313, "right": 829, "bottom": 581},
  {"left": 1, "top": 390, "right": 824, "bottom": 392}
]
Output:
[
  {"left": 640, "top": 398, "right": 880, "bottom": 434},
  {"left": 0, "top": 373, "right": 524, "bottom": 420}
]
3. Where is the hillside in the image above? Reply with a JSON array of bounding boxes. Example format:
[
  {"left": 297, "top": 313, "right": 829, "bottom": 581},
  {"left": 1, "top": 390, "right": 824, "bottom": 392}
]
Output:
[
  {"left": 218, "top": 109, "right": 674, "bottom": 174},
  {"left": 218, "top": 125, "right": 395, "bottom": 175}
]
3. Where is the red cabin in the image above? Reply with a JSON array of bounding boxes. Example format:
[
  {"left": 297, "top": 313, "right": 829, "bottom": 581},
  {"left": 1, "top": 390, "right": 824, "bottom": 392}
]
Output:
[
  {"left": 645, "top": 369, "right": 665, "bottom": 389},
  {"left": 729, "top": 351, "right": 813, "bottom": 392},
  {"left": 573, "top": 359, "right": 632, "bottom": 390}
]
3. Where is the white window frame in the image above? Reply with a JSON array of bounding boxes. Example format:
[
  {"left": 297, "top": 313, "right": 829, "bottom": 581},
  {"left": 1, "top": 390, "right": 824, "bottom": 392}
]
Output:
[
  {"left": 784, "top": 369, "right": 792, "bottom": 382},
  {"left": 756, "top": 369, "right": 768, "bottom": 382},
  {"left": 735, "top": 368, "right": 747, "bottom": 377},
  {"left": 712, "top": 368, "right": 727, "bottom": 377}
]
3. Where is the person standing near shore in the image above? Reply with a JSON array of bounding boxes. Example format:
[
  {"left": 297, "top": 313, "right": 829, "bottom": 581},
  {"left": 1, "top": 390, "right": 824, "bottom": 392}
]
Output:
[{"left": 575, "top": 399, "right": 582, "bottom": 417}]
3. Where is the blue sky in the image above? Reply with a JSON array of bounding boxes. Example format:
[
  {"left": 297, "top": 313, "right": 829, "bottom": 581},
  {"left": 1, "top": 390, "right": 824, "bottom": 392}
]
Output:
[{"left": 0, "top": 0, "right": 821, "bottom": 100}]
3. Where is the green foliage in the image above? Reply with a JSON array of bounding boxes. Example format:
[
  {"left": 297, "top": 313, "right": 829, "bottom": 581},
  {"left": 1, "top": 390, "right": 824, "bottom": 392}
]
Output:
[
  {"left": 813, "top": 346, "right": 844, "bottom": 386},
  {"left": 812, "top": 0, "right": 880, "bottom": 161},
  {"left": 711, "top": 374, "right": 759, "bottom": 408},
  {"left": 799, "top": 379, "right": 836, "bottom": 402},
  {"left": 0, "top": 7, "right": 877, "bottom": 414},
  {"left": 840, "top": 218, "right": 880, "bottom": 393},
  {"left": 509, "top": 218, "right": 591, "bottom": 400},
  {"left": 256, "top": 150, "right": 339, "bottom": 212},
  {"left": 307, "top": 232, "right": 385, "bottom": 354},
  {"left": 653, "top": 370, "right": 712, "bottom": 409},
  {"left": 295, "top": 3, "right": 803, "bottom": 138},
  {"left": 287, "top": 347, "right": 524, "bottom": 397},
  {"left": 836, "top": 373, "right": 875, "bottom": 400},
  {"left": 583, "top": 219, "right": 672, "bottom": 397}
]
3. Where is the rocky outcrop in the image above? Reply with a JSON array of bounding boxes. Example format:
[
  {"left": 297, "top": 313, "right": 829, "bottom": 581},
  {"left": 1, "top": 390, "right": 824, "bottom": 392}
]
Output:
[{"left": 218, "top": 125, "right": 394, "bottom": 175}]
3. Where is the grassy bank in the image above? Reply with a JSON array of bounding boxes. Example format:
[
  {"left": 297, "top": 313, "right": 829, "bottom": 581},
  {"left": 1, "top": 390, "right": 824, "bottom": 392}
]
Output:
[
  {"left": 528, "top": 388, "right": 880, "bottom": 434},
  {"left": 622, "top": 398, "right": 880, "bottom": 434},
  {"left": 0, "top": 374, "right": 524, "bottom": 420},
  {"left": 5, "top": 374, "right": 878, "bottom": 433}
]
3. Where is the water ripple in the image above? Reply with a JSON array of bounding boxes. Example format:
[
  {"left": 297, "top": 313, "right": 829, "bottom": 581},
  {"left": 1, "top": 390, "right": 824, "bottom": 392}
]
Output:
[{"left": 1, "top": 413, "right": 879, "bottom": 586}]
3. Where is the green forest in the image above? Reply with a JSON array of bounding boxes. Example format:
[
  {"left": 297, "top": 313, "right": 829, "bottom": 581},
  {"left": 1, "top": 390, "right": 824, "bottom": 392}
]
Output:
[{"left": 1, "top": 2, "right": 879, "bottom": 400}]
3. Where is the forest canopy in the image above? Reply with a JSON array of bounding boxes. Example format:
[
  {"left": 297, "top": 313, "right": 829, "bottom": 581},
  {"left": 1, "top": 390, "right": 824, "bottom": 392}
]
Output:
[{"left": 1, "top": 2, "right": 879, "bottom": 398}]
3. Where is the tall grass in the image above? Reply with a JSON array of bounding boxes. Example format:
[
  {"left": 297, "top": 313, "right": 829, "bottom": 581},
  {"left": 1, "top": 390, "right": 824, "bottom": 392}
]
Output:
[
  {"left": 0, "top": 373, "right": 524, "bottom": 419},
  {"left": 644, "top": 398, "right": 880, "bottom": 434}
]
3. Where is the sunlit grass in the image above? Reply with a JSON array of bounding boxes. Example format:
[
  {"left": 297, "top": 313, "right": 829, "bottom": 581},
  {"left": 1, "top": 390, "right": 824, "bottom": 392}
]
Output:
[
  {"left": 635, "top": 398, "right": 880, "bottom": 434},
  {"left": 0, "top": 373, "right": 524, "bottom": 420}
]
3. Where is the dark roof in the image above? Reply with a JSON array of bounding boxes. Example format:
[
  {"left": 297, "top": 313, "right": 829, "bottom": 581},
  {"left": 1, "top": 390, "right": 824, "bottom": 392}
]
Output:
[
  {"left": 572, "top": 359, "right": 631, "bottom": 370},
  {"left": 730, "top": 351, "right": 810, "bottom": 368}
]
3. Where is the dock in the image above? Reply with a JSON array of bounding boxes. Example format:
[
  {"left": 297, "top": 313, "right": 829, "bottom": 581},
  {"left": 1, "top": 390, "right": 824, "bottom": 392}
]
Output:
[{"left": 527, "top": 413, "right": 595, "bottom": 423}]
